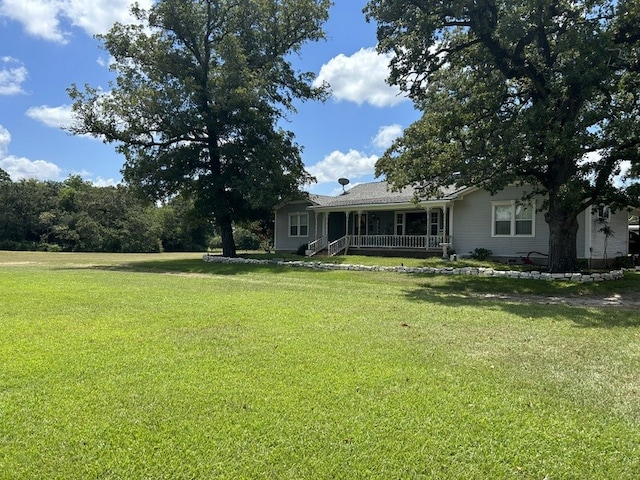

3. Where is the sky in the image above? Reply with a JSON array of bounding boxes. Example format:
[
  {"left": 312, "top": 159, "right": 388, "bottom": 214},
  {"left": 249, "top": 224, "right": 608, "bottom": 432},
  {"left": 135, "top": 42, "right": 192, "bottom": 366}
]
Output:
[{"left": 0, "top": 0, "right": 421, "bottom": 196}]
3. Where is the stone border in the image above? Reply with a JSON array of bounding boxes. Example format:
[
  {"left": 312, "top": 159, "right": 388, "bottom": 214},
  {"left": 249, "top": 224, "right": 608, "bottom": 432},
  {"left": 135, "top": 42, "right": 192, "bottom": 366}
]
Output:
[{"left": 203, "top": 255, "right": 637, "bottom": 282}]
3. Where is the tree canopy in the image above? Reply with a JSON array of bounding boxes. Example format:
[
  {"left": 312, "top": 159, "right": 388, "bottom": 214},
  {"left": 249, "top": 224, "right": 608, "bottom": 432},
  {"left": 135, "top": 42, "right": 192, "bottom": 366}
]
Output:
[
  {"left": 69, "top": 0, "right": 331, "bottom": 257},
  {"left": 365, "top": 0, "right": 640, "bottom": 272}
]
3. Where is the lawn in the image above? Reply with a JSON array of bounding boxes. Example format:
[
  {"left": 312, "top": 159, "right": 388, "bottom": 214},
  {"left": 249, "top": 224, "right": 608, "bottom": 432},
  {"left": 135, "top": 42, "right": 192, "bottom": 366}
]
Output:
[{"left": 1, "top": 251, "right": 639, "bottom": 479}]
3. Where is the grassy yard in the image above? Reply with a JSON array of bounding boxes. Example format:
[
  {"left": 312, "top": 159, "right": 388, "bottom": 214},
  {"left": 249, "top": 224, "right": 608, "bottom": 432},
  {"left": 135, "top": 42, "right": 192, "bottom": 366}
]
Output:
[{"left": 1, "top": 251, "right": 639, "bottom": 479}]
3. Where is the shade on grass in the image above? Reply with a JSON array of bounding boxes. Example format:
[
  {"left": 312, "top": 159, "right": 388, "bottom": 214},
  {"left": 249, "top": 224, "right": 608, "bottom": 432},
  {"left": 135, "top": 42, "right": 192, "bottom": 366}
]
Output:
[{"left": 1, "top": 252, "right": 639, "bottom": 479}]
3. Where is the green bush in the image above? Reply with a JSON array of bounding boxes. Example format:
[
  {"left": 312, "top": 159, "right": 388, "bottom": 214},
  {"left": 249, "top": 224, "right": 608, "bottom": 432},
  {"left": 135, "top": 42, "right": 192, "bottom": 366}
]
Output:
[
  {"left": 234, "top": 228, "right": 260, "bottom": 250},
  {"left": 613, "top": 255, "right": 634, "bottom": 269},
  {"left": 209, "top": 235, "right": 223, "bottom": 249},
  {"left": 470, "top": 247, "right": 493, "bottom": 260},
  {"left": 296, "top": 243, "right": 309, "bottom": 256}
]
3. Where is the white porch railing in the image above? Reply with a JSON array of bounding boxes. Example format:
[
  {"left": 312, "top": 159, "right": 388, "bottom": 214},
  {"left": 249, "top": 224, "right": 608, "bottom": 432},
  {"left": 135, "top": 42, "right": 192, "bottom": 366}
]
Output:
[
  {"left": 306, "top": 236, "right": 328, "bottom": 256},
  {"left": 328, "top": 235, "right": 350, "bottom": 256},
  {"left": 308, "top": 234, "right": 451, "bottom": 257},
  {"left": 350, "top": 235, "right": 449, "bottom": 249}
]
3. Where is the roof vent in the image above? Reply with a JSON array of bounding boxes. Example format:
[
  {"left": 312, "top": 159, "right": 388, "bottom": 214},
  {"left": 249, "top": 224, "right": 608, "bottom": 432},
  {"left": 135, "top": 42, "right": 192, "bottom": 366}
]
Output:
[{"left": 338, "top": 177, "right": 350, "bottom": 193}]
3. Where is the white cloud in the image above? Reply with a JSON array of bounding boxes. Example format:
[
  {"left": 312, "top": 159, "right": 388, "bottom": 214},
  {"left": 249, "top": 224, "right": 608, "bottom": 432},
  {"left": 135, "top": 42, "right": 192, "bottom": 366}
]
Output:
[
  {"left": 308, "top": 149, "right": 378, "bottom": 184},
  {"left": 91, "top": 176, "right": 119, "bottom": 187},
  {"left": 0, "top": 156, "right": 62, "bottom": 180},
  {"left": 0, "top": 124, "right": 62, "bottom": 180},
  {"left": 26, "top": 104, "right": 75, "bottom": 129},
  {"left": 0, "top": 56, "right": 28, "bottom": 95},
  {"left": 0, "top": 0, "right": 154, "bottom": 44},
  {"left": 0, "top": 124, "right": 10, "bottom": 157},
  {"left": 0, "top": 0, "right": 69, "bottom": 42},
  {"left": 313, "top": 47, "right": 408, "bottom": 108},
  {"left": 372, "top": 124, "right": 403, "bottom": 150}
]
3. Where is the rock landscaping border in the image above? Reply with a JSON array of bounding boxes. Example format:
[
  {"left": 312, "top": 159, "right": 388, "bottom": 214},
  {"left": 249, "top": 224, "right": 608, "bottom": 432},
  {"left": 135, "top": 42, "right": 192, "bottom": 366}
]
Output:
[{"left": 202, "top": 255, "right": 637, "bottom": 282}]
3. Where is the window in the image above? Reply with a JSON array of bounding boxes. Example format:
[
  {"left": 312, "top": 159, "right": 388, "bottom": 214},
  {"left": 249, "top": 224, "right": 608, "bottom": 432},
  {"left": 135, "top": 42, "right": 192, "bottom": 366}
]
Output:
[
  {"left": 597, "top": 205, "right": 611, "bottom": 221},
  {"left": 289, "top": 213, "right": 308, "bottom": 237},
  {"left": 492, "top": 201, "right": 535, "bottom": 237},
  {"left": 515, "top": 204, "right": 533, "bottom": 235}
]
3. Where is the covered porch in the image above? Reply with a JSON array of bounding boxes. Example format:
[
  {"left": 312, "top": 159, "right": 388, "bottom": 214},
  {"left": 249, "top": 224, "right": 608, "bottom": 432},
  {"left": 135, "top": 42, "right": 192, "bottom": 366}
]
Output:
[{"left": 306, "top": 205, "right": 454, "bottom": 257}]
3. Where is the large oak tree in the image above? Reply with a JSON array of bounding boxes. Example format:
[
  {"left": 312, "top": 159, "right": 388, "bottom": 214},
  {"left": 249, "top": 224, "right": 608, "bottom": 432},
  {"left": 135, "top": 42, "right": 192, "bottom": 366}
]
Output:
[
  {"left": 69, "top": 0, "right": 331, "bottom": 257},
  {"left": 366, "top": 0, "right": 640, "bottom": 272}
]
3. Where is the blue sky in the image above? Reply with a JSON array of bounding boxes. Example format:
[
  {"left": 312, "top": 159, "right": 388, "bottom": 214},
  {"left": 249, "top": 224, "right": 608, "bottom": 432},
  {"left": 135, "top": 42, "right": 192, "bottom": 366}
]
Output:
[{"left": 0, "top": 0, "right": 420, "bottom": 196}]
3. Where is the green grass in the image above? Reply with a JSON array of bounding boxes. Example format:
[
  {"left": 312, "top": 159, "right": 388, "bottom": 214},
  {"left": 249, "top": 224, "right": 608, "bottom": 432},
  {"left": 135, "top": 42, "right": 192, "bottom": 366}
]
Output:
[{"left": 1, "top": 251, "right": 639, "bottom": 479}]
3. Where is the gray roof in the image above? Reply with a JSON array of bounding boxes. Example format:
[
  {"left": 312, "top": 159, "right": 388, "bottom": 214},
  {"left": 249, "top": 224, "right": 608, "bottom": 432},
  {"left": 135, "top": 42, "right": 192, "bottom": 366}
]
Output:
[{"left": 308, "top": 181, "right": 467, "bottom": 209}]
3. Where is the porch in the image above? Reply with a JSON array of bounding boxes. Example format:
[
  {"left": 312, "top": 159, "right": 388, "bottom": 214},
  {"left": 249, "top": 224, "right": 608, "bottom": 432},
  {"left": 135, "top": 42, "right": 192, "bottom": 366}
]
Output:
[
  {"left": 307, "top": 234, "right": 452, "bottom": 257},
  {"left": 306, "top": 205, "right": 454, "bottom": 257}
]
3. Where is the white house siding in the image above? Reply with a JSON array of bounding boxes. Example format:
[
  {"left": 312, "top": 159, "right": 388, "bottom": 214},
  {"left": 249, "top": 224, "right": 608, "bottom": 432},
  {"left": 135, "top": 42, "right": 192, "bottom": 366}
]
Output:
[
  {"left": 587, "top": 209, "right": 629, "bottom": 261},
  {"left": 274, "top": 202, "right": 321, "bottom": 252},
  {"left": 452, "top": 187, "right": 549, "bottom": 260}
]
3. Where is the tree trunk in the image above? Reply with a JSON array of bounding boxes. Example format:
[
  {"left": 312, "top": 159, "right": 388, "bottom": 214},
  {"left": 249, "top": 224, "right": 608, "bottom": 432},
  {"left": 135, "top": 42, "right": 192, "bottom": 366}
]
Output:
[
  {"left": 219, "top": 214, "right": 237, "bottom": 258},
  {"left": 545, "top": 199, "right": 580, "bottom": 273}
]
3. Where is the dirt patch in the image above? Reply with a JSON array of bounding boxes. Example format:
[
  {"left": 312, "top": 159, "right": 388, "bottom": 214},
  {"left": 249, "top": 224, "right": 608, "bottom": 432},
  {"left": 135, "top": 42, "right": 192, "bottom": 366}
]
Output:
[{"left": 480, "top": 292, "right": 640, "bottom": 308}]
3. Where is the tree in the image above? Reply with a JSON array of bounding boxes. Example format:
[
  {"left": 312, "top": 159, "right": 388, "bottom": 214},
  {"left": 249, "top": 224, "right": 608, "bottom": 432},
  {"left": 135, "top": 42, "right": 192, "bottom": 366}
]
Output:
[
  {"left": 365, "top": 0, "right": 640, "bottom": 272},
  {"left": 157, "top": 195, "right": 213, "bottom": 251},
  {"left": 68, "top": 0, "right": 330, "bottom": 257},
  {"left": 0, "top": 167, "right": 11, "bottom": 185}
]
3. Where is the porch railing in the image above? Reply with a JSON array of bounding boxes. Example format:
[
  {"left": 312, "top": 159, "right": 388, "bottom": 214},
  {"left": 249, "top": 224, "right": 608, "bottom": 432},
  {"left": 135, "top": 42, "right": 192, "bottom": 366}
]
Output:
[
  {"left": 306, "top": 236, "right": 328, "bottom": 256},
  {"left": 350, "top": 235, "right": 450, "bottom": 249},
  {"left": 328, "top": 235, "right": 350, "bottom": 256}
]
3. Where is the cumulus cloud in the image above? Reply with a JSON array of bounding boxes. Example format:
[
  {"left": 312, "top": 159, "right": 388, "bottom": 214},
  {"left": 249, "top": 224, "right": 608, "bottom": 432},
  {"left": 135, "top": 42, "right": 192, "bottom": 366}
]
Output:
[
  {"left": 0, "top": 56, "right": 28, "bottom": 95},
  {"left": 0, "top": 124, "right": 62, "bottom": 180},
  {"left": 307, "top": 149, "right": 378, "bottom": 184},
  {"left": 0, "top": 156, "right": 62, "bottom": 180},
  {"left": 90, "top": 176, "right": 119, "bottom": 187},
  {"left": 0, "top": 124, "right": 10, "bottom": 157},
  {"left": 0, "top": 0, "right": 154, "bottom": 43},
  {"left": 372, "top": 124, "right": 403, "bottom": 150},
  {"left": 313, "top": 47, "right": 408, "bottom": 108},
  {"left": 26, "top": 104, "right": 75, "bottom": 129}
]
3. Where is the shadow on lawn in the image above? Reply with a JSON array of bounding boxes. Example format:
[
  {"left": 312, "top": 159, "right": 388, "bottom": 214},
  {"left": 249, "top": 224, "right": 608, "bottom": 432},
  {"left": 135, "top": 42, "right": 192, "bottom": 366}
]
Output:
[
  {"left": 402, "top": 276, "right": 640, "bottom": 329},
  {"left": 82, "top": 258, "right": 331, "bottom": 276}
]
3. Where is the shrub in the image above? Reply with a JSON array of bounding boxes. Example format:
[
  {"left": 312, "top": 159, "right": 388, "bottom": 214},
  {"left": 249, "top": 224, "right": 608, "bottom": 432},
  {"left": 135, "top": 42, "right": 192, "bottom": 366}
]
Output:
[
  {"left": 260, "top": 239, "right": 273, "bottom": 253},
  {"left": 296, "top": 243, "right": 309, "bottom": 256},
  {"left": 234, "top": 228, "right": 260, "bottom": 250},
  {"left": 209, "top": 235, "right": 223, "bottom": 250},
  {"left": 613, "top": 255, "right": 634, "bottom": 269},
  {"left": 470, "top": 247, "right": 492, "bottom": 260}
]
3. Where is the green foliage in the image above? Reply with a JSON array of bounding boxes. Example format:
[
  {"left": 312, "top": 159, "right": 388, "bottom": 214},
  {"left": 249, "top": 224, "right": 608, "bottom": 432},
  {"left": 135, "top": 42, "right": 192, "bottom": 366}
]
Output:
[
  {"left": 613, "top": 255, "right": 634, "bottom": 269},
  {"left": 296, "top": 242, "right": 309, "bottom": 256},
  {"left": 0, "top": 167, "right": 11, "bottom": 184},
  {"left": 157, "top": 196, "right": 212, "bottom": 252},
  {"left": 366, "top": 0, "right": 640, "bottom": 272},
  {"left": 208, "top": 235, "right": 223, "bottom": 250},
  {"left": 233, "top": 227, "right": 261, "bottom": 250},
  {"left": 470, "top": 248, "right": 493, "bottom": 261},
  {"left": 0, "top": 177, "right": 175, "bottom": 253},
  {"left": 67, "top": 0, "right": 331, "bottom": 257},
  {"left": 1, "top": 252, "right": 640, "bottom": 478}
]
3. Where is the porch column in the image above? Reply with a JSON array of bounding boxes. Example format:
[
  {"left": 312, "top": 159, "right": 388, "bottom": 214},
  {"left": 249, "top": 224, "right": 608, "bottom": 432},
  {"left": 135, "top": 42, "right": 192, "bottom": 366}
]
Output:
[
  {"left": 314, "top": 211, "right": 320, "bottom": 239},
  {"left": 324, "top": 212, "right": 329, "bottom": 240},
  {"left": 442, "top": 206, "right": 448, "bottom": 236},
  {"left": 344, "top": 211, "right": 350, "bottom": 239},
  {"left": 448, "top": 204, "right": 454, "bottom": 243},
  {"left": 425, "top": 207, "right": 431, "bottom": 249}
]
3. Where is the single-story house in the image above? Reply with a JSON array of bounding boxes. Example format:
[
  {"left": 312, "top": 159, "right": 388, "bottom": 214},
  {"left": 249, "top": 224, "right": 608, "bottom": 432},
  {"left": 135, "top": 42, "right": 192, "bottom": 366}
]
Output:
[{"left": 274, "top": 181, "right": 637, "bottom": 265}]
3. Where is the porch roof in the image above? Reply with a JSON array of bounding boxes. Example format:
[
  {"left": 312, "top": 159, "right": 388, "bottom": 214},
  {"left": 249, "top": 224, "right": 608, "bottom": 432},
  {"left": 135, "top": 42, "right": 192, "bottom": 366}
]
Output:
[{"left": 309, "top": 181, "right": 468, "bottom": 210}]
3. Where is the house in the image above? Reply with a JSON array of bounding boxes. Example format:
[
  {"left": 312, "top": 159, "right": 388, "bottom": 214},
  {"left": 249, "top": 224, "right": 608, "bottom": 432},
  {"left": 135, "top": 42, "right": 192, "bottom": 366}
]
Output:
[{"left": 274, "top": 180, "right": 636, "bottom": 265}]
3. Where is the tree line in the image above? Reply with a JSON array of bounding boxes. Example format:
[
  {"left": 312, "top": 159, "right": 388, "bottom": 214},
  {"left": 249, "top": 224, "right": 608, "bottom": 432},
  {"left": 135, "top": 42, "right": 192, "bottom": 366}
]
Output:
[{"left": 0, "top": 172, "right": 217, "bottom": 253}]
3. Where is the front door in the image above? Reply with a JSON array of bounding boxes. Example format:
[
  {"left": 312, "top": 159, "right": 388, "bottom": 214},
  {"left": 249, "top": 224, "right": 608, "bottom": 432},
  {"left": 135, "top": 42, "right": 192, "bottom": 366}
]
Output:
[
  {"left": 356, "top": 213, "right": 367, "bottom": 236},
  {"left": 430, "top": 211, "right": 440, "bottom": 236},
  {"left": 328, "top": 212, "right": 346, "bottom": 242}
]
